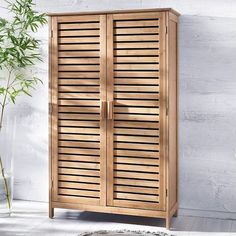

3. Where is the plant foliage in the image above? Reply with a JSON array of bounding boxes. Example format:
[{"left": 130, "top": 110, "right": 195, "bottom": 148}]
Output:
[
  {"left": 0, "top": 0, "right": 47, "bottom": 211},
  {"left": 0, "top": 0, "right": 47, "bottom": 127}
]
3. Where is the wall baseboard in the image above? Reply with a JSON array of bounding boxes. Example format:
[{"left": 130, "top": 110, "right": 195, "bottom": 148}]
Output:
[{"left": 179, "top": 208, "right": 236, "bottom": 220}]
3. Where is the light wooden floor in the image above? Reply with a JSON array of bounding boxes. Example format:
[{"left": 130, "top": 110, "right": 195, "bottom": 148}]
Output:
[{"left": 0, "top": 200, "right": 236, "bottom": 236}]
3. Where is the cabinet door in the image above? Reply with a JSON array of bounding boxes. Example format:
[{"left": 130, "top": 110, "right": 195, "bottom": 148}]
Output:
[
  {"left": 50, "top": 14, "right": 107, "bottom": 206},
  {"left": 107, "top": 12, "right": 167, "bottom": 210}
]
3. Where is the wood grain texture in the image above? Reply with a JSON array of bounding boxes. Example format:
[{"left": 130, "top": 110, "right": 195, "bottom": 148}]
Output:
[
  {"left": 99, "top": 14, "right": 107, "bottom": 206},
  {"left": 108, "top": 11, "right": 165, "bottom": 211},
  {"left": 50, "top": 16, "right": 59, "bottom": 203},
  {"left": 167, "top": 11, "right": 178, "bottom": 218},
  {"left": 51, "top": 14, "right": 107, "bottom": 207},
  {"left": 48, "top": 8, "right": 180, "bottom": 17},
  {"left": 106, "top": 13, "right": 115, "bottom": 206}
]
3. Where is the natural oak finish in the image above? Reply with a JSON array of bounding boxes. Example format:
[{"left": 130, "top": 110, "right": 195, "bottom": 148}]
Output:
[{"left": 49, "top": 8, "right": 179, "bottom": 230}]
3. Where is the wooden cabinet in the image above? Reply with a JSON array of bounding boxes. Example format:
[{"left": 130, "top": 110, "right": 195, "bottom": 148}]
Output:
[{"left": 49, "top": 8, "right": 179, "bottom": 229}]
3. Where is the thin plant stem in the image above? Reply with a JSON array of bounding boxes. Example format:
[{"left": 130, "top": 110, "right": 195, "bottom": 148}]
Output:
[
  {"left": 0, "top": 69, "right": 12, "bottom": 130},
  {"left": 0, "top": 68, "right": 13, "bottom": 211},
  {"left": 0, "top": 156, "right": 11, "bottom": 210}
]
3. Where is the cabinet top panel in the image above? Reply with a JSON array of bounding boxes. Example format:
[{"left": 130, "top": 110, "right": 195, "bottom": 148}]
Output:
[{"left": 47, "top": 8, "right": 180, "bottom": 17}]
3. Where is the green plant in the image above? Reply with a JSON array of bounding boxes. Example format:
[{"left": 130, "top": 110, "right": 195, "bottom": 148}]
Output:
[{"left": 0, "top": 0, "right": 47, "bottom": 211}]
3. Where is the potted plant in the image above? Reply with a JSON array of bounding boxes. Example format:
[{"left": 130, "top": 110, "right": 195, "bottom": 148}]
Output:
[{"left": 0, "top": 0, "right": 47, "bottom": 216}]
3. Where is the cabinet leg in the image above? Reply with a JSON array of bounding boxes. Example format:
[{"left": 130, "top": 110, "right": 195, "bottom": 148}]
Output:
[
  {"left": 166, "top": 216, "right": 171, "bottom": 230},
  {"left": 49, "top": 206, "right": 54, "bottom": 219}
]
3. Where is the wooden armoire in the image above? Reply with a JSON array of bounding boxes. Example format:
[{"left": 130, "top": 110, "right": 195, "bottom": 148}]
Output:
[{"left": 49, "top": 8, "right": 179, "bottom": 229}]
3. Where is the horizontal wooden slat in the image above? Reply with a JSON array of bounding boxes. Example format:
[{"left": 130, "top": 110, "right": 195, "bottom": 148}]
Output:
[
  {"left": 115, "top": 142, "right": 159, "bottom": 151},
  {"left": 60, "top": 133, "right": 100, "bottom": 142},
  {"left": 113, "top": 199, "right": 160, "bottom": 210},
  {"left": 114, "top": 121, "right": 159, "bottom": 129},
  {"left": 59, "top": 51, "right": 100, "bottom": 57},
  {"left": 114, "top": 128, "right": 159, "bottom": 136},
  {"left": 58, "top": 58, "right": 100, "bottom": 64},
  {"left": 59, "top": 120, "right": 99, "bottom": 127},
  {"left": 59, "top": 133, "right": 100, "bottom": 141},
  {"left": 59, "top": 154, "right": 99, "bottom": 163},
  {"left": 59, "top": 127, "right": 100, "bottom": 134},
  {"left": 114, "top": 137, "right": 158, "bottom": 145},
  {"left": 59, "top": 107, "right": 100, "bottom": 114},
  {"left": 115, "top": 149, "right": 159, "bottom": 158},
  {"left": 59, "top": 175, "right": 100, "bottom": 183},
  {"left": 114, "top": 185, "right": 159, "bottom": 195},
  {"left": 59, "top": 86, "right": 100, "bottom": 93},
  {"left": 115, "top": 78, "right": 159, "bottom": 85},
  {"left": 114, "top": 157, "right": 159, "bottom": 166},
  {"left": 58, "top": 195, "right": 100, "bottom": 205},
  {"left": 115, "top": 28, "right": 159, "bottom": 35},
  {"left": 114, "top": 64, "right": 159, "bottom": 71},
  {"left": 59, "top": 148, "right": 99, "bottom": 155},
  {"left": 59, "top": 161, "right": 100, "bottom": 169},
  {"left": 114, "top": 56, "right": 159, "bottom": 63},
  {"left": 59, "top": 30, "right": 100, "bottom": 37},
  {"left": 115, "top": 100, "right": 159, "bottom": 106},
  {"left": 114, "top": 164, "right": 159, "bottom": 173},
  {"left": 115, "top": 49, "right": 159, "bottom": 56},
  {"left": 115, "top": 35, "right": 159, "bottom": 42},
  {"left": 114, "top": 192, "right": 159, "bottom": 202},
  {"left": 112, "top": 12, "right": 161, "bottom": 20},
  {"left": 114, "top": 107, "right": 159, "bottom": 114},
  {"left": 59, "top": 113, "right": 100, "bottom": 120},
  {"left": 59, "top": 141, "right": 99, "bottom": 149},
  {"left": 114, "top": 178, "right": 159, "bottom": 187},
  {"left": 59, "top": 100, "right": 100, "bottom": 106},
  {"left": 59, "top": 23, "right": 99, "bottom": 30},
  {"left": 59, "top": 65, "right": 99, "bottom": 71},
  {"left": 59, "top": 44, "right": 100, "bottom": 51},
  {"left": 115, "top": 20, "right": 159, "bottom": 28},
  {"left": 115, "top": 42, "right": 159, "bottom": 49},
  {"left": 59, "top": 93, "right": 100, "bottom": 99},
  {"left": 115, "top": 114, "right": 159, "bottom": 122},
  {"left": 58, "top": 15, "right": 100, "bottom": 22},
  {"left": 114, "top": 132, "right": 159, "bottom": 141},
  {"left": 114, "top": 93, "right": 159, "bottom": 100},
  {"left": 59, "top": 168, "right": 100, "bottom": 177},
  {"left": 59, "top": 181, "right": 100, "bottom": 190},
  {"left": 114, "top": 71, "right": 159, "bottom": 78},
  {"left": 59, "top": 79, "right": 100, "bottom": 86},
  {"left": 114, "top": 135, "right": 159, "bottom": 144},
  {"left": 59, "top": 188, "right": 99, "bottom": 198},
  {"left": 114, "top": 171, "right": 159, "bottom": 180},
  {"left": 59, "top": 37, "right": 100, "bottom": 44},
  {"left": 59, "top": 72, "right": 100, "bottom": 78}
]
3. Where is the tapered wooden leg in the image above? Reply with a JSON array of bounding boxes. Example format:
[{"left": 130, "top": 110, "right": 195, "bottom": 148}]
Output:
[
  {"left": 166, "top": 216, "right": 171, "bottom": 230},
  {"left": 49, "top": 206, "right": 54, "bottom": 218}
]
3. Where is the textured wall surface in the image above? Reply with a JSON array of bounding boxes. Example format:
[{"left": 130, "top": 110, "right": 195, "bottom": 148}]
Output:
[{"left": 0, "top": 0, "right": 236, "bottom": 218}]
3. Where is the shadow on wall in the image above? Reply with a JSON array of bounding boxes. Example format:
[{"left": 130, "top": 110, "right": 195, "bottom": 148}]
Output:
[{"left": 178, "top": 15, "right": 236, "bottom": 215}]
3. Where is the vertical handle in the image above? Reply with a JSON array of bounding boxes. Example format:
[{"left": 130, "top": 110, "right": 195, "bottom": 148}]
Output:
[
  {"left": 107, "top": 101, "right": 113, "bottom": 120},
  {"left": 100, "top": 101, "right": 106, "bottom": 119}
]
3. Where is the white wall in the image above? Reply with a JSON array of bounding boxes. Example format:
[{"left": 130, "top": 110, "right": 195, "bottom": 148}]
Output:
[{"left": 1, "top": 0, "right": 236, "bottom": 218}]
